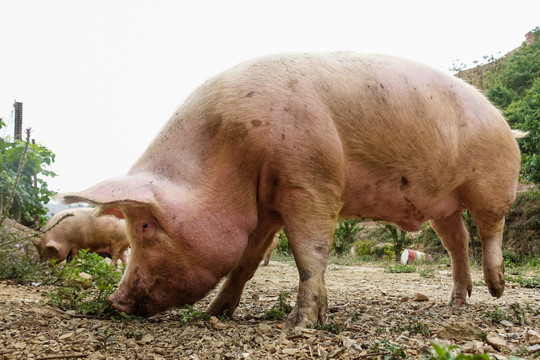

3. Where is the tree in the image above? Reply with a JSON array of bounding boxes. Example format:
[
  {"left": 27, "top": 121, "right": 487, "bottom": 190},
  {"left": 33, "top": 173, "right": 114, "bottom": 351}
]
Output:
[
  {"left": 504, "top": 78, "right": 540, "bottom": 183},
  {"left": 1, "top": 119, "right": 57, "bottom": 227}
]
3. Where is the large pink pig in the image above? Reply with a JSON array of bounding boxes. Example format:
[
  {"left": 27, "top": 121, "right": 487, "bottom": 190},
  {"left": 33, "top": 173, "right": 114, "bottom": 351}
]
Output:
[{"left": 59, "top": 53, "right": 524, "bottom": 327}]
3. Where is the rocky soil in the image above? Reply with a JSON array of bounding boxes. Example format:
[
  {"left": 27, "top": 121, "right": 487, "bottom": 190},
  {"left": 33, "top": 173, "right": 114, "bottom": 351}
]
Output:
[{"left": 1, "top": 261, "right": 539, "bottom": 360}]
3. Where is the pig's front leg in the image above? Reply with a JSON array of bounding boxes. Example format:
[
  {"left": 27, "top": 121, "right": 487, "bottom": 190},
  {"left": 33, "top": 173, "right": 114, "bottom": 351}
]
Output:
[
  {"left": 206, "top": 226, "right": 280, "bottom": 317},
  {"left": 281, "top": 190, "right": 341, "bottom": 328}
]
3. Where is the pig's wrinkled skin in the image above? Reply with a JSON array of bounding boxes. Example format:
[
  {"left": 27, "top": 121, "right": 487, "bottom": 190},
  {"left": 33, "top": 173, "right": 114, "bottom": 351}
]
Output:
[
  {"left": 33, "top": 208, "right": 129, "bottom": 265},
  {"left": 59, "top": 53, "right": 523, "bottom": 327}
]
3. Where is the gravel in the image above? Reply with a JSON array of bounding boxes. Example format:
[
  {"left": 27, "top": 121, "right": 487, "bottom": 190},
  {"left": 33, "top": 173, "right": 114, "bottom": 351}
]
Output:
[{"left": 1, "top": 261, "right": 539, "bottom": 359}]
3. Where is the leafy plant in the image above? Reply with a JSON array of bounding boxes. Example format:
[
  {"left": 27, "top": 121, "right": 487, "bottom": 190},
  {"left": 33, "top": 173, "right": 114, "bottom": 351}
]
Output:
[
  {"left": 264, "top": 291, "right": 292, "bottom": 320},
  {"left": 333, "top": 219, "right": 363, "bottom": 256},
  {"left": 385, "top": 264, "right": 416, "bottom": 273},
  {"left": 392, "top": 317, "right": 431, "bottom": 336},
  {"left": 174, "top": 304, "right": 210, "bottom": 325},
  {"left": 276, "top": 230, "right": 290, "bottom": 255},
  {"left": 483, "top": 306, "right": 508, "bottom": 324},
  {"left": 312, "top": 321, "right": 342, "bottom": 334},
  {"left": 1, "top": 120, "right": 56, "bottom": 228},
  {"left": 94, "top": 328, "right": 117, "bottom": 349},
  {"left": 377, "top": 223, "right": 411, "bottom": 262},
  {"left": 45, "top": 250, "right": 124, "bottom": 317},
  {"left": 425, "top": 342, "right": 490, "bottom": 359},
  {"left": 367, "top": 340, "right": 408, "bottom": 359}
]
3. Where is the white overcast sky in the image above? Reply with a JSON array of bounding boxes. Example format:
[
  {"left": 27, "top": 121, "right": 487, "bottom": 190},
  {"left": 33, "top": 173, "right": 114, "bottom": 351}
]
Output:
[{"left": 1, "top": 0, "right": 538, "bottom": 194}]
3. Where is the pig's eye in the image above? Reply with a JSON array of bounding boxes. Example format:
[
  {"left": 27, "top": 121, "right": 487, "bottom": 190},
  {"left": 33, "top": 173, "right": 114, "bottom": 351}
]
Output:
[{"left": 142, "top": 223, "right": 149, "bottom": 231}]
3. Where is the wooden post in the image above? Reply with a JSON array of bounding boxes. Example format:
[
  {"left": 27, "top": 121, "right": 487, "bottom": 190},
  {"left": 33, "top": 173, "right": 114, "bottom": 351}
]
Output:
[{"left": 14, "top": 101, "right": 23, "bottom": 140}]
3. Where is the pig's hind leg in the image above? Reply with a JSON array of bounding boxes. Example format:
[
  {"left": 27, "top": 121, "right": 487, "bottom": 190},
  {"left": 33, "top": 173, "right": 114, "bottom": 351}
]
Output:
[
  {"left": 430, "top": 212, "right": 472, "bottom": 304},
  {"left": 206, "top": 224, "right": 281, "bottom": 318}
]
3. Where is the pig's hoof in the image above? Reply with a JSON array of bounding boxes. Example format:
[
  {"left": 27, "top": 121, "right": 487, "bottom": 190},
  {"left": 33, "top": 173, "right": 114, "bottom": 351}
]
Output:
[
  {"left": 284, "top": 305, "right": 324, "bottom": 329},
  {"left": 206, "top": 300, "right": 238, "bottom": 318},
  {"left": 485, "top": 273, "right": 505, "bottom": 298},
  {"left": 449, "top": 284, "right": 472, "bottom": 305}
]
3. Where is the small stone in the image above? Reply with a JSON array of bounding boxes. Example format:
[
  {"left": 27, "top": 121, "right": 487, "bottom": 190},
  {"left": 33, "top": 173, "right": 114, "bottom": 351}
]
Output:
[
  {"left": 14, "top": 341, "right": 26, "bottom": 349},
  {"left": 413, "top": 293, "right": 429, "bottom": 302},
  {"left": 437, "top": 321, "right": 478, "bottom": 340},
  {"left": 499, "top": 320, "right": 513, "bottom": 327},
  {"left": 76, "top": 272, "right": 93, "bottom": 289},
  {"left": 59, "top": 332, "right": 74, "bottom": 340},
  {"left": 137, "top": 333, "right": 154, "bottom": 344},
  {"left": 400, "top": 296, "right": 409, "bottom": 302},
  {"left": 282, "top": 348, "right": 298, "bottom": 355},
  {"left": 527, "top": 329, "right": 540, "bottom": 345},
  {"left": 486, "top": 334, "right": 507, "bottom": 350},
  {"left": 462, "top": 340, "right": 484, "bottom": 354},
  {"left": 257, "top": 323, "right": 271, "bottom": 332},
  {"left": 528, "top": 344, "right": 540, "bottom": 353},
  {"left": 264, "top": 343, "right": 276, "bottom": 353}
]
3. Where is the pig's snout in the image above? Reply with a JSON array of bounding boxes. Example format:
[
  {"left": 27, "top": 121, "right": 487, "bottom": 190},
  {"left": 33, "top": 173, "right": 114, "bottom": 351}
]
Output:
[
  {"left": 107, "top": 291, "right": 135, "bottom": 314},
  {"left": 107, "top": 289, "right": 156, "bottom": 317}
]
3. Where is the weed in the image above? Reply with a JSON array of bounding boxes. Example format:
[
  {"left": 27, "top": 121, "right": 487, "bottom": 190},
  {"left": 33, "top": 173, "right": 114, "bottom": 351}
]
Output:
[
  {"left": 419, "top": 268, "right": 436, "bottom": 278},
  {"left": 94, "top": 328, "right": 116, "bottom": 349},
  {"left": 264, "top": 307, "right": 287, "bottom": 321},
  {"left": 484, "top": 307, "right": 508, "bottom": 323},
  {"left": 424, "top": 342, "right": 490, "bottom": 359},
  {"left": 476, "top": 331, "right": 487, "bottom": 342},
  {"left": 174, "top": 304, "right": 210, "bottom": 325},
  {"left": 264, "top": 292, "right": 293, "bottom": 320},
  {"left": 45, "top": 250, "right": 123, "bottom": 317},
  {"left": 312, "top": 321, "right": 342, "bottom": 334},
  {"left": 509, "top": 303, "right": 525, "bottom": 325},
  {"left": 393, "top": 317, "right": 431, "bottom": 336},
  {"left": 124, "top": 330, "right": 144, "bottom": 341},
  {"left": 385, "top": 264, "right": 416, "bottom": 273},
  {"left": 506, "top": 274, "right": 540, "bottom": 288},
  {"left": 367, "top": 340, "right": 408, "bottom": 359}
]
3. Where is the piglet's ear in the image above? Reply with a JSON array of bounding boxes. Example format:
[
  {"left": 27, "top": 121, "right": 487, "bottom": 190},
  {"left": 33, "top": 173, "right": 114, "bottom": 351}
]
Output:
[{"left": 56, "top": 176, "right": 156, "bottom": 206}]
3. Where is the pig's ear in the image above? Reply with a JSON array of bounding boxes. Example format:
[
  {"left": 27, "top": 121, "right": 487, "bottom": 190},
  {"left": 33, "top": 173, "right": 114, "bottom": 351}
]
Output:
[
  {"left": 55, "top": 175, "right": 167, "bottom": 220},
  {"left": 45, "top": 240, "right": 61, "bottom": 253},
  {"left": 56, "top": 176, "right": 156, "bottom": 206},
  {"left": 94, "top": 206, "right": 125, "bottom": 219}
]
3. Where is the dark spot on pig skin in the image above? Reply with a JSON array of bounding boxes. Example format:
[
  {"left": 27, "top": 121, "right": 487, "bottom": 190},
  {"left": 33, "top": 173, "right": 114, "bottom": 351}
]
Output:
[
  {"left": 224, "top": 121, "right": 248, "bottom": 141},
  {"left": 298, "top": 268, "right": 312, "bottom": 282},
  {"left": 400, "top": 176, "right": 409, "bottom": 190},
  {"left": 281, "top": 133, "right": 286, "bottom": 140},
  {"left": 251, "top": 119, "right": 262, "bottom": 127},
  {"left": 203, "top": 114, "right": 223, "bottom": 139},
  {"left": 245, "top": 91, "right": 255, "bottom": 97}
]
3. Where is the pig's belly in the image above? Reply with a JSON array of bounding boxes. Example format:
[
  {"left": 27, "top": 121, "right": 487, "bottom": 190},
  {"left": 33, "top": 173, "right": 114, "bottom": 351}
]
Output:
[{"left": 340, "top": 177, "right": 465, "bottom": 231}]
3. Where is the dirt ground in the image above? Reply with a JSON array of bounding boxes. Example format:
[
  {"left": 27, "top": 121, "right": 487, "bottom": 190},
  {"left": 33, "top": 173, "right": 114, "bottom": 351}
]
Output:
[{"left": 0, "top": 261, "right": 539, "bottom": 360}]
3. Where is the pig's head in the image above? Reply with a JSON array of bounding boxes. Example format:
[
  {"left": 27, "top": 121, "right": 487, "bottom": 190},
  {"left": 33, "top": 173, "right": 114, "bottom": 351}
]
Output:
[
  {"left": 32, "top": 237, "right": 69, "bottom": 263},
  {"left": 57, "top": 175, "right": 250, "bottom": 317}
]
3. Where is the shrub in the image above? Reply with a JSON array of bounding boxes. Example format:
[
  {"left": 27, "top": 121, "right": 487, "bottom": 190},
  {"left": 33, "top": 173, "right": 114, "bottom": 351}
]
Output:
[
  {"left": 332, "top": 219, "right": 363, "bottom": 256},
  {"left": 45, "top": 250, "right": 124, "bottom": 317},
  {"left": 353, "top": 239, "right": 374, "bottom": 256}
]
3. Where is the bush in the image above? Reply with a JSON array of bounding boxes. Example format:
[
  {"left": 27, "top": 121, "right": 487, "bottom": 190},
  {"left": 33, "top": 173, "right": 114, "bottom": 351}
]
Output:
[
  {"left": 503, "top": 187, "right": 540, "bottom": 260},
  {"left": 332, "top": 219, "right": 363, "bottom": 256},
  {"left": 276, "top": 230, "right": 290, "bottom": 255},
  {"left": 45, "top": 250, "right": 124, "bottom": 317},
  {"left": 1, "top": 120, "right": 57, "bottom": 228},
  {"left": 353, "top": 239, "right": 374, "bottom": 256}
]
